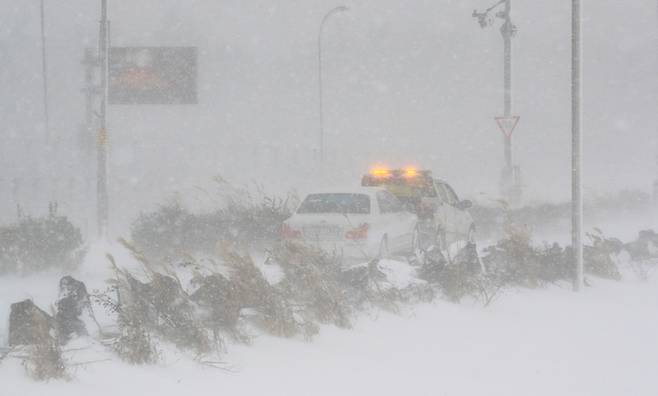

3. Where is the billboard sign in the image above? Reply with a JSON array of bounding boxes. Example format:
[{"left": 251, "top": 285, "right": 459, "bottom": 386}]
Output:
[{"left": 109, "top": 47, "right": 197, "bottom": 105}]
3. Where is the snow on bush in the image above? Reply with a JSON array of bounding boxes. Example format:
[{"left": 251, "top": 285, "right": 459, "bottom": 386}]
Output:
[
  {"left": 0, "top": 205, "right": 85, "bottom": 275},
  {"left": 130, "top": 191, "right": 294, "bottom": 264}
]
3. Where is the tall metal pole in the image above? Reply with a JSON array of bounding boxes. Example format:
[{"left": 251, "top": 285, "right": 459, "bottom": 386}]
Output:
[
  {"left": 654, "top": 0, "right": 658, "bottom": 203},
  {"left": 572, "top": 0, "right": 584, "bottom": 291},
  {"left": 499, "top": 0, "right": 520, "bottom": 205},
  {"left": 502, "top": 0, "right": 512, "bottom": 170},
  {"left": 472, "top": 0, "right": 521, "bottom": 204},
  {"left": 82, "top": 48, "right": 95, "bottom": 146},
  {"left": 39, "top": 0, "right": 50, "bottom": 143},
  {"left": 318, "top": 6, "right": 348, "bottom": 164},
  {"left": 97, "top": 0, "right": 109, "bottom": 238}
]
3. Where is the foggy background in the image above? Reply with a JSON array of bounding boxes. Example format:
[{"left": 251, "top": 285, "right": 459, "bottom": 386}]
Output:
[{"left": 1, "top": 0, "right": 656, "bottom": 236}]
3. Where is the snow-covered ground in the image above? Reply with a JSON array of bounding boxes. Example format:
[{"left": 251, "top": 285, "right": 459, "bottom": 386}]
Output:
[{"left": 2, "top": 242, "right": 658, "bottom": 396}]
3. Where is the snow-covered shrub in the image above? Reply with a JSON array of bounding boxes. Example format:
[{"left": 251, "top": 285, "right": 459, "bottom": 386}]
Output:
[
  {"left": 483, "top": 240, "right": 573, "bottom": 288},
  {"left": 131, "top": 192, "right": 294, "bottom": 263},
  {"left": 7, "top": 299, "right": 68, "bottom": 380},
  {"left": 347, "top": 260, "right": 406, "bottom": 311},
  {"left": 190, "top": 273, "right": 249, "bottom": 343},
  {"left": 470, "top": 273, "right": 505, "bottom": 307},
  {"left": 20, "top": 307, "right": 67, "bottom": 381},
  {"left": 625, "top": 229, "right": 658, "bottom": 261},
  {"left": 471, "top": 191, "right": 652, "bottom": 242},
  {"left": 130, "top": 203, "right": 216, "bottom": 264},
  {"left": 91, "top": 276, "right": 160, "bottom": 365},
  {"left": 628, "top": 260, "right": 654, "bottom": 281},
  {"left": 269, "top": 242, "right": 351, "bottom": 329},
  {"left": 535, "top": 243, "right": 571, "bottom": 283},
  {"left": 0, "top": 206, "right": 84, "bottom": 275},
  {"left": 124, "top": 272, "right": 211, "bottom": 354},
  {"left": 106, "top": 250, "right": 212, "bottom": 356},
  {"left": 583, "top": 229, "right": 622, "bottom": 281},
  {"left": 23, "top": 339, "right": 67, "bottom": 382},
  {"left": 480, "top": 222, "right": 546, "bottom": 288},
  {"left": 221, "top": 249, "right": 301, "bottom": 338},
  {"left": 221, "top": 193, "right": 294, "bottom": 247},
  {"left": 434, "top": 262, "right": 478, "bottom": 303},
  {"left": 113, "top": 304, "right": 159, "bottom": 365},
  {"left": 482, "top": 226, "right": 622, "bottom": 287},
  {"left": 416, "top": 246, "right": 448, "bottom": 284},
  {"left": 619, "top": 230, "right": 658, "bottom": 281},
  {"left": 416, "top": 248, "right": 503, "bottom": 305}
]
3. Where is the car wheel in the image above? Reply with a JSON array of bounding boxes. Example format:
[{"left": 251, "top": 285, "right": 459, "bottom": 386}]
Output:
[{"left": 378, "top": 235, "right": 390, "bottom": 260}]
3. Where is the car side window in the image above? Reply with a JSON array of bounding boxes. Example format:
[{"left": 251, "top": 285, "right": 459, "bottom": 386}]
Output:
[
  {"left": 444, "top": 184, "right": 460, "bottom": 204},
  {"left": 436, "top": 183, "right": 458, "bottom": 205},
  {"left": 377, "top": 191, "right": 404, "bottom": 213},
  {"left": 434, "top": 181, "right": 449, "bottom": 203}
]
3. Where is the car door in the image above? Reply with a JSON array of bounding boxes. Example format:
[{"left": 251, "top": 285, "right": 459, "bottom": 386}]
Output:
[
  {"left": 442, "top": 183, "right": 471, "bottom": 242},
  {"left": 376, "top": 190, "right": 415, "bottom": 253},
  {"left": 435, "top": 182, "right": 462, "bottom": 246},
  {"left": 432, "top": 181, "right": 453, "bottom": 241}
]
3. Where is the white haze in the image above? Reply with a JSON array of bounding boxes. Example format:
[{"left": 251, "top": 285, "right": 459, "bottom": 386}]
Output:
[{"left": 0, "top": 0, "right": 656, "bottom": 236}]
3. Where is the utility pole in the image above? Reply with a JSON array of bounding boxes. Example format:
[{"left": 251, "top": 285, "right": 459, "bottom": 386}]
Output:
[
  {"left": 39, "top": 0, "right": 50, "bottom": 143},
  {"left": 317, "top": 5, "right": 348, "bottom": 165},
  {"left": 654, "top": 0, "right": 658, "bottom": 204},
  {"left": 572, "top": 0, "right": 584, "bottom": 291},
  {"left": 473, "top": 0, "right": 522, "bottom": 206},
  {"left": 81, "top": 48, "right": 96, "bottom": 239},
  {"left": 97, "top": 0, "right": 109, "bottom": 238},
  {"left": 82, "top": 48, "right": 96, "bottom": 155},
  {"left": 502, "top": 0, "right": 512, "bottom": 171}
]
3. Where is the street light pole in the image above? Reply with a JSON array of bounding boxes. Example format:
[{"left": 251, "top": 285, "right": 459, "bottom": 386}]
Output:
[
  {"left": 318, "top": 5, "right": 348, "bottom": 164},
  {"left": 502, "top": 0, "right": 512, "bottom": 179},
  {"left": 654, "top": 0, "right": 658, "bottom": 204},
  {"left": 572, "top": 0, "right": 584, "bottom": 291},
  {"left": 39, "top": 0, "right": 50, "bottom": 144},
  {"left": 97, "top": 0, "right": 109, "bottom": 238}
]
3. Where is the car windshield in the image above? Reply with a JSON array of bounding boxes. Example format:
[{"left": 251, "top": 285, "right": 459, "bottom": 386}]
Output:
[{"left": 297, "top": 193, "right": 370, "bottom": 214}]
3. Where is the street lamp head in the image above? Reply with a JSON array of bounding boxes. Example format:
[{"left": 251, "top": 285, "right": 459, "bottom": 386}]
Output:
[{"left": 322, "top": 5, "right": 350, "bottom": 25}]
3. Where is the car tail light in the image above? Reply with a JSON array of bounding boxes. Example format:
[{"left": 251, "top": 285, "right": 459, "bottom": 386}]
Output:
[
  {"left": 345, "top": 223, "right": 369, "bottom": 240},
  {"left": 281, "top": 223, "right": 302, "bottom": 239}
]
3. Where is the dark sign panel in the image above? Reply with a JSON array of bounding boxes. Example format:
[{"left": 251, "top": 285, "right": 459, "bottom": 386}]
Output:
[{"left": 109, "top": 47, "right": 197, "bottom": 105}]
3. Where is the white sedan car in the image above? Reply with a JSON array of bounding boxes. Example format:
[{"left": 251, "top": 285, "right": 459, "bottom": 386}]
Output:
[{"left": 282, "top": 187, "right": 418, "bottom": 261}]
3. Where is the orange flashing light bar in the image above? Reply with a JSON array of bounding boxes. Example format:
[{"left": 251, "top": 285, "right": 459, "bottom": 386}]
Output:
[
  {"left": 370, "top": 167, "right": 421, "bottom": 178},
  {"left": 371, "top": 168, "right": 391, "bottom": 178},
  {"left": 404, "top": 167, "right": 418, "bottom": 178}
]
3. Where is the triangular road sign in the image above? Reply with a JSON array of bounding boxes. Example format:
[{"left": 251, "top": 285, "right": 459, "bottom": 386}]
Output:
[{"left": 495, "top": 116, "right": 520, "bottom": 137}]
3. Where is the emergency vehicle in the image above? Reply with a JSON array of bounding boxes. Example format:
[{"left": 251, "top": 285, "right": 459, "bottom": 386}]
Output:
[{"left": 362, "top": 167, "right": 476, "bottom": 257}]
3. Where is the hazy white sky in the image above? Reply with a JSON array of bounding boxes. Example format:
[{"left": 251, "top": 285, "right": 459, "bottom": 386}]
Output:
[{"left": 0, "top": 0, "right": 656, "bottom": 230}]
